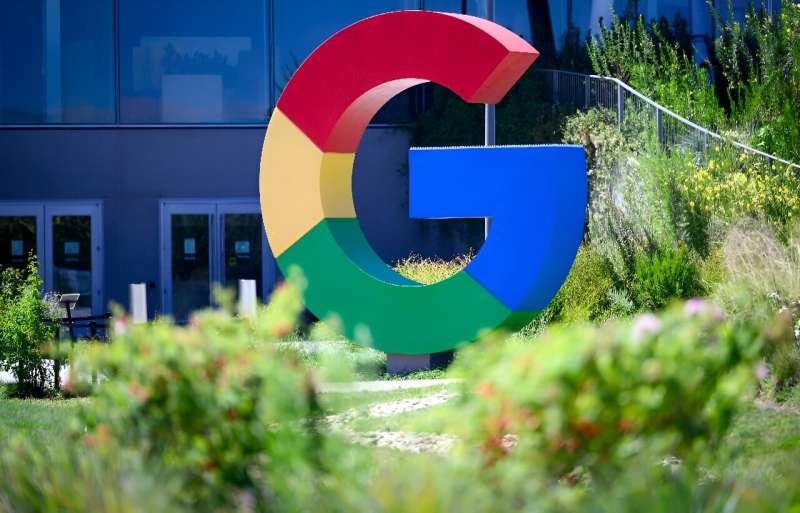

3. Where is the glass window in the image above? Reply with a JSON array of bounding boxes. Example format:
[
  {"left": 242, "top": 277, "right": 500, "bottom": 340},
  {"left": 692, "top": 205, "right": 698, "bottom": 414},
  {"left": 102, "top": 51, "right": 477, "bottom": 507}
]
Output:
[
  {"left": 171, "top": 214, "right": 211, "bottom": 320},
  {"left": 223, "top": 213, "right": 263, "bottom": 298},
  {"left": 120, "top": 0, "right": 268, "bottom": 124},
  {"left": 462, "top": 0, "right": 534, "bottom": 42},
  {"left": 423, "top": 0, "right": 464, "bottom": 12},
  {"left": 0, "top": 216, "right": 37, "bottom": 271},
  {"left": 275, "top": 0, "right": 418, "bottom": 123},
  {"left": 52, "top": 215, "right": 93, "bottom": 313},
  {"left": 0, "top": 0, "right": 114, "bottom": 124}
]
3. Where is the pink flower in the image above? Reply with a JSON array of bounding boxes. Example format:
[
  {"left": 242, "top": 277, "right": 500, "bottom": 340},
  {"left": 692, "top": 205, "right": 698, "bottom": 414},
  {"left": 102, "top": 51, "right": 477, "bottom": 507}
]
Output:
[
  {"left": 683, "top": 298, "right": 707, "bottom": 316},
  {"left": 755, "top": 361, "right": 770, "bottom": 381},
  {"left": 632, "top": 313, "right": 662, "bottom": 342},
  {"left": 113, "top": 315, "right": 128, "bottom": 335},
  {"left": 683, "top": 298, "right": 725, "bottom": 320}
]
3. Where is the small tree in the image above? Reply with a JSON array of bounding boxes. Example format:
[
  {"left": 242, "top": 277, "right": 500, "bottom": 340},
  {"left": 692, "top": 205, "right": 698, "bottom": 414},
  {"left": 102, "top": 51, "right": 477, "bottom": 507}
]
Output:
[{"left": 0, "top": 256, "right": 58, "bottom": 396}]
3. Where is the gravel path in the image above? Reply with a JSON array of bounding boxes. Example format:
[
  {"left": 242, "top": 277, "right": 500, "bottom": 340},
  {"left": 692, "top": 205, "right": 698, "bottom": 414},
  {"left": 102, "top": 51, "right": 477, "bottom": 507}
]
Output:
[
  {"left": 353, "top": 431, "right": 457, "bottom": 454},
  {"left": 367, "top": 390, "right": 454, "bottom": 417},
  {"left": 326, "top": 390, "right": 459, "bottom": 454},
  {"left": 320, "top": 378, "right": 460, "bottom": 393}
]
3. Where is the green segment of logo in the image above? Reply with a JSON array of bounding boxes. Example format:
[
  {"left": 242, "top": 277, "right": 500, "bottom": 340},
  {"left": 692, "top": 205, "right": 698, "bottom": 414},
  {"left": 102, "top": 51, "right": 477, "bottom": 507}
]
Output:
[{"left": 277, "top": 218, "right": 538, "bottom": 354}]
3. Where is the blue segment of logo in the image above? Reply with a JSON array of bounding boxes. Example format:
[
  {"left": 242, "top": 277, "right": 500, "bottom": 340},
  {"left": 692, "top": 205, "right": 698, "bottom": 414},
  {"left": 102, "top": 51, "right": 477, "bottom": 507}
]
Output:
[{"left": 408, "top": 145, "right": 587, "bottom": 311}]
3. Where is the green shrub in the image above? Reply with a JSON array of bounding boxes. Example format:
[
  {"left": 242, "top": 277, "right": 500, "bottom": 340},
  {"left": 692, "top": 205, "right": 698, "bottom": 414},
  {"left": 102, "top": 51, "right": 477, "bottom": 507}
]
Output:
[
  {"left": 0, "top": 256, "right": 58, "bottom": 396},
  {"left": 450, "top": 301, "right": 761, "bottom": 482},
  {"left": 510, "top": 244, "right": 624, "bottom": 338},
  {"left": 633, "top": 247, "right": 704, "bottom": 310},
  {"left": 71, "top": 282, "right": 362, "bottom": 512},
  {"left": 550, "top": 245, "right": 618, "bottom": 323},
  {"left": 715, "top": 3, "right": 800, "bottom": 162},
  {"left": 563, "top": 111, "right": 707, "bottom": 282},
  {"left": 588, "top": 14, "right": 722, "bottom": 127}
]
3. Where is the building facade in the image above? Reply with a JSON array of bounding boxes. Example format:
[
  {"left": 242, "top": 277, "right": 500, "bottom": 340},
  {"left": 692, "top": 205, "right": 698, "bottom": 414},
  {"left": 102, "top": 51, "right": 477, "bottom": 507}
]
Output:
[{"left": 0, "top": 0, "right": 778, "bottom": 319}]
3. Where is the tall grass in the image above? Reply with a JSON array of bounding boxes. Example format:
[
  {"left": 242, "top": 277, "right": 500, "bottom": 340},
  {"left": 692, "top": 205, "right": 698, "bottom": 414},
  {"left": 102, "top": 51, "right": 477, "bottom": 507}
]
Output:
[
  {"left": 715, "top": 220, "right": 800, "bottom": 394},
  {"left": 716, "top": 220, "right": 800, "bottom": 319},
  {"left": 393, "top": 250, "right": 474, "bottom": 285}
]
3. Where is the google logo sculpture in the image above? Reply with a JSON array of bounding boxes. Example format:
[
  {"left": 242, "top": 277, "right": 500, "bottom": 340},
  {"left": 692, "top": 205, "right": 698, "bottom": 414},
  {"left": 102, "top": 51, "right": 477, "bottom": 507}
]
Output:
[{"left": 260, "top": 11, "right": 587, "bottom": 354}]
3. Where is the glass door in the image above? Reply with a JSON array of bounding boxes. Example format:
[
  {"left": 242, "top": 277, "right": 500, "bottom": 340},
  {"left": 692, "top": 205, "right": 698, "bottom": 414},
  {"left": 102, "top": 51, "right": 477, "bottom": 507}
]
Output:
[
  {"left": 161, "top": 200, "right": 275, "bottom": 320},
  {"left": 219, "top": 204, "right": 266, "bottom": 300},
  {"left": 0, "top": 202, "right": 103, "bottom": 316},
  {"left": 44, "top": 203, "right": 104, "bottom": 317},
  {"left": 161, "top": 203, "right": 215, "bottom": 321},
  {"left": 0, "top": 204, "right": 44, "bottom": 273}
]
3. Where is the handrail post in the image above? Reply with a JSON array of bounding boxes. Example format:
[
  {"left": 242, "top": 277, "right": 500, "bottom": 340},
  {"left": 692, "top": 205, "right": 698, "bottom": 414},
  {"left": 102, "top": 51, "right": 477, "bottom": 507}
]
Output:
[
  {"left": 553, "top": 71, "right": 559, "bottom": 105},
  {"left": 584, "top": 76, "right": 590, "bottom": 108},
  {"left": 656, "top": 108, "right": 663, "bottom": 145},
  {"left": 616, "top": 82, "right": 623, "bottom": 129}
]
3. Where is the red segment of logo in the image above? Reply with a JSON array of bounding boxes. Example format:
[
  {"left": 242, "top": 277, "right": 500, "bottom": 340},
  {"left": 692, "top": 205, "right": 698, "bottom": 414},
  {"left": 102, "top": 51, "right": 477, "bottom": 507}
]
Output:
[{"left": 276, "top": 11, "right": 539, "bottom": 153}]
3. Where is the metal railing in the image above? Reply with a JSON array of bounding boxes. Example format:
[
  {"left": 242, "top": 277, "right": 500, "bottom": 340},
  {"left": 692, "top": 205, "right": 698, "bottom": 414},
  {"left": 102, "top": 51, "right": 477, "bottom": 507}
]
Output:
[{"left": 540, "top": 68, "right": 800, "bottom": 170}]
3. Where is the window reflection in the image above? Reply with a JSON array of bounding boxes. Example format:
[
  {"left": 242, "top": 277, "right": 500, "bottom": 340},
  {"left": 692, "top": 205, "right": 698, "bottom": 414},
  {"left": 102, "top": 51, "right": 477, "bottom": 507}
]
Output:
[
  {"left": 52, "top": 215, "right": 92, "bottom": 313},
  {"left": 120, "top": 0, "right": 268, "bottom": 123},
  {"left": 223, "top": 214, "right": 263, "bottom": 299},
  {"left": 0, "top": 217, "right": 37, "bottom": 271},
  {"left": 171, "top": 214, "right": 211, "bottom": 320},
  {"left": 0, "top": 0, "right": 115, "bottom": 124},
  {"left": 274, "top": 0, "right": 418, "bottom": 123},
  {"left": 423, "top": 0, "right": 464, "bottom": 12}
]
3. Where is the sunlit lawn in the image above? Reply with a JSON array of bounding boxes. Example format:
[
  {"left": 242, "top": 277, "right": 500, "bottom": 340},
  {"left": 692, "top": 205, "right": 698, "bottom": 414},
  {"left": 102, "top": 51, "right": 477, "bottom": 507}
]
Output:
[{"left": 0, "top": 398, "right": 82, "bottom": 446}]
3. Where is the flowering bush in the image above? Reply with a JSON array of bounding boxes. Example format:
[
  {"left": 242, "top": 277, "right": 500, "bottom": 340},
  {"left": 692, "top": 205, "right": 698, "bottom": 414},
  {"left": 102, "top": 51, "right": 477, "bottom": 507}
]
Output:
[
  {"left": 450, "top": 301, "right": 761, "bottom": 481},
  {"left": 70, "top": 282, "right": 361, "bottom": 511},
  {"left": 677, "top": 149, "right": 800, "bottom": 231}
]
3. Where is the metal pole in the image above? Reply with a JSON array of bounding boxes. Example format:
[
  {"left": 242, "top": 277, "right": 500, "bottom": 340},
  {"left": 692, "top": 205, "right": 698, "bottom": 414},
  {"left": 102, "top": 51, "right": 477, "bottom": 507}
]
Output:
[{"left": 484, "top": 0, "right": 495, "bottom": 239}]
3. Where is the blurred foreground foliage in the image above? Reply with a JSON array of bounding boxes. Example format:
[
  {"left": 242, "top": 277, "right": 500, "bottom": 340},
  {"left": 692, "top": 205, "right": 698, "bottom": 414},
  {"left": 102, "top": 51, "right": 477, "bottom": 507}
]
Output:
[{"left": 2, "top": 284, "right": 797, "bottom": 512}]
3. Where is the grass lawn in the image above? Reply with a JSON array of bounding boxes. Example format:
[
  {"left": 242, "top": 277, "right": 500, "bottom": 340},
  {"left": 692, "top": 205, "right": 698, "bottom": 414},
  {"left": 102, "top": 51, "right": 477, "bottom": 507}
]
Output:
[
  {"left": 725, "top": 404, "right": 800, "bottom": 484},
  {"left": 0, "top": 384, "right": 455, "bottom": 446},
  {"left": 0, "top": 398, "right": 82, "bottom": 446},
  {"left": 1, "top": 385, "right": 798, "bottom": 493}
]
